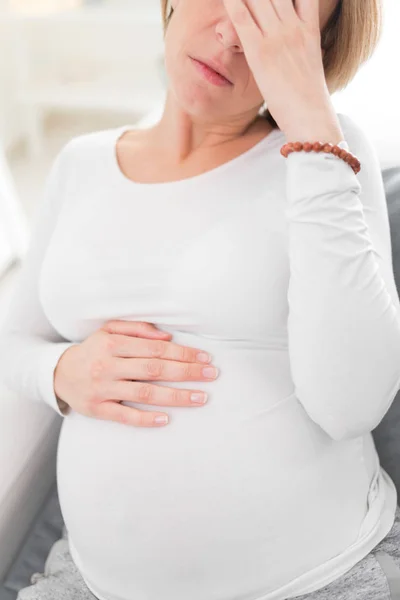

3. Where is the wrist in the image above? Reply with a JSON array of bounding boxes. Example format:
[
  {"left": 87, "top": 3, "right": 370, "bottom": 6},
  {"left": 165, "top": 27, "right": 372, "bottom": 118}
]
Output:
[
  {"left": 282, "top": 105, "right": 344, "bottom": 146},
  {"left": 283, "top": 126, "right": 344, "bottom": 147},
  {"left": 53, "top": 344, "right": 77, "bottom": 415}
]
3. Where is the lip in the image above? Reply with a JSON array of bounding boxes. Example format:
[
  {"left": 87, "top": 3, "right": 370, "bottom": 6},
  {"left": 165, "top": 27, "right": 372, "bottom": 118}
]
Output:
[{"left": 191, "top": 56, "right": 233, "bottom": 85}]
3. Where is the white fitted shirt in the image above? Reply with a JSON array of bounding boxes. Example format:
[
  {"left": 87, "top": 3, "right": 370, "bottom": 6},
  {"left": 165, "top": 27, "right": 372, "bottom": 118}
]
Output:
[{"left": 1, "top": 113, "right": 400, "bottom": 600}]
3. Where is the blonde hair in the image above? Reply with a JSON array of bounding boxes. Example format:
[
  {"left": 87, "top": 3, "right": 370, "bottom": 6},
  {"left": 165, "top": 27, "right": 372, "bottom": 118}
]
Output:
[{"left": 159, "top": 0, "right": 383, "bottom": 130}]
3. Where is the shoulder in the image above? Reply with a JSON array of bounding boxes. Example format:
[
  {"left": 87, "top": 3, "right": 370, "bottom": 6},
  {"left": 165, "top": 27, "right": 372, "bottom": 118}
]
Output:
[{"left": 50, "top": 126, "right": 122, "bottom": 179}]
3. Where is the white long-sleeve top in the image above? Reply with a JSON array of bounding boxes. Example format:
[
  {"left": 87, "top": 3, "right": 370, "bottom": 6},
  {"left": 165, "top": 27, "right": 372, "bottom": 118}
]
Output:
[{"left": 1, "top": 113, "right": 400, "bottom": 600}]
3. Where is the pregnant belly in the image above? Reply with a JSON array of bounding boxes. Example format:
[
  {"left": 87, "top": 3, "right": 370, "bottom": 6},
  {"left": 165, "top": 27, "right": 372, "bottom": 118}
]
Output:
[{"left": 56, "top": 342, "right": 370, "bottom": 600}]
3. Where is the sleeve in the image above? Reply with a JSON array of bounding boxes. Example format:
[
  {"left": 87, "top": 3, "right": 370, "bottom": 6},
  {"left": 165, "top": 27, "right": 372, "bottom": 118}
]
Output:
[
  {"left": 284, "top": 112, "right": 400, "bottom": 442},
  {"left": 0, "top": 141, "right": 79, "bottom": 417}
]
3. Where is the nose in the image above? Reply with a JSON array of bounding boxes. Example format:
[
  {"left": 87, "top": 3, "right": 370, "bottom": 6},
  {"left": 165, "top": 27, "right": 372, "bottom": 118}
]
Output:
[{"left": 215, "top": 19, "right": 243, "bottom": 52}]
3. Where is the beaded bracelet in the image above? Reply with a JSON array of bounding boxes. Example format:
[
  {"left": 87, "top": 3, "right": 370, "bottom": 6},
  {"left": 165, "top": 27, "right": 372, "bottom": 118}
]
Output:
[{"left": 280, "top": 141, "right": 361, "bottom": 175}]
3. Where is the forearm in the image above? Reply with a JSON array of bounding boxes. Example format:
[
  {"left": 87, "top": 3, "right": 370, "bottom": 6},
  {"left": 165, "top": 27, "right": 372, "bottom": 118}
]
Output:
[
  {"left": 0, "top": 331, "right": 75, "bottom": 416},
  {"left": 284, "top": 116, "right": 400, "bottom": 441}
]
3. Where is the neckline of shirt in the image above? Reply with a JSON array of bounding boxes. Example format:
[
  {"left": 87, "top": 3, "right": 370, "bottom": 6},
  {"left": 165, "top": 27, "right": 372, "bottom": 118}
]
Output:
[{"left": 110, "top": 123, "right": 285, "bottom": 189}]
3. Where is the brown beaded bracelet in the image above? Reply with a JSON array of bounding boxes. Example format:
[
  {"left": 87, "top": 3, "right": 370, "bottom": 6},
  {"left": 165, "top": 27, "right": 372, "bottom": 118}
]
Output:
[{"left": 280, "top": 141, "right": 361, "bottom": 175}]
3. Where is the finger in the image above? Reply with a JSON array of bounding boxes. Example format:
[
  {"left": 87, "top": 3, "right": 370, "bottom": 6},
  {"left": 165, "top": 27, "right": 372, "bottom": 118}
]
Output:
[
  {"left": 94, "top": 401, "right": 169, "bottom": 428},
  {"left": 108, "top": 380, "right": 208, "bottom": 408},
  {"left": 107, "top": 334, "right": 212, "bottom": 364},
  {"left": 111, "top": 356, "right": 218, "bottom": 382},
  {"left": 101, "top": 320, "right": 172, "bottom": 339},
  {"left": 269, "top": 0, "right": 299, "bottom": 24},
  {"left": 244, "top": 0, "right": 279, "bottom": 33},
  {"left": 223, "top": 0, "right": 264, "bottom": 47},
  {"left": 296, "top": 0, "right": 320, "bottom": 29}
]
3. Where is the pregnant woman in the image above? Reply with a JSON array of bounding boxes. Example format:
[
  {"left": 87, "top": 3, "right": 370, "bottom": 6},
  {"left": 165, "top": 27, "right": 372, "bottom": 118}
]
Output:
[{"left": 2, "top": 0, "right": 400, "bottom": 598}]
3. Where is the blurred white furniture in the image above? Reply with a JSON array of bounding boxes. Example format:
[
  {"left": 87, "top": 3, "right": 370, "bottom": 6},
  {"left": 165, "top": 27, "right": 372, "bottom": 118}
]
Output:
[
  {"left": 7, "top": 3, "right": 167, "bottom": 157},
  {"left": 9, "top": 0, "right": 82, "bottom": 12},
  {"left": 0, "top": 140, "right": 29, "bottom": 278}
]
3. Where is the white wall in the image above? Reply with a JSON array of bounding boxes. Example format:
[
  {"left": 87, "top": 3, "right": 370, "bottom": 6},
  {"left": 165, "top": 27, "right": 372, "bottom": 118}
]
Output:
[{"left": 0, "top": 2, "right": 164, "bottom": 153}]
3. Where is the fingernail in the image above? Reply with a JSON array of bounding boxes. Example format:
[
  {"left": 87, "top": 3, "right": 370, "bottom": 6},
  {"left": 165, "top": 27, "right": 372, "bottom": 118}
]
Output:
[
  {"left": 191, "top": 393, "right": 208, "bottom": 404},
  {"left": 154, "top": 415, "right": 169, "bottom": 424},
  {"left": 202, "top": 367, "right": 219, "bottom": 379},
  {"left": 196, "top": 352, "right": 211, "bottom": 363}
]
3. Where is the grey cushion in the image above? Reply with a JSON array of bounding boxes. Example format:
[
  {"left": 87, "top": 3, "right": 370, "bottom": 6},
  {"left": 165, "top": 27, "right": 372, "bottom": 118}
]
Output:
[{"left": 372, "top": 166, "right": 400, "bottom": 501}]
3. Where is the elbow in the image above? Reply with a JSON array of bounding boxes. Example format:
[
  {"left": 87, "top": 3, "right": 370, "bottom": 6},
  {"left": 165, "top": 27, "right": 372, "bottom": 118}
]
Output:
[
  {"left": 302, "top": 405, "right": 374, "bottom": 442},
  {"left": 314, "top": 413, "right": 385, "bottom": 442},
  {"left": 296, "top": 367, "right": 400, "bottom": 442}
]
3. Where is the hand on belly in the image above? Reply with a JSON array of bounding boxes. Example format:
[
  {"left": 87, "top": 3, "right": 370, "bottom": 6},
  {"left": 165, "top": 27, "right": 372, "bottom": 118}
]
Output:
[{"left": 53, "top": 319, "right": 220, "bottom": 426}]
